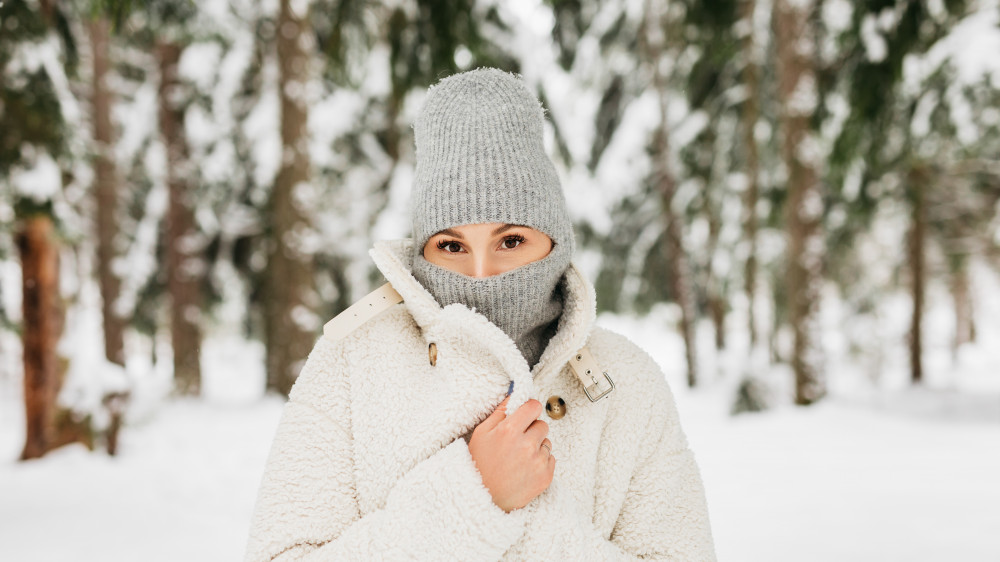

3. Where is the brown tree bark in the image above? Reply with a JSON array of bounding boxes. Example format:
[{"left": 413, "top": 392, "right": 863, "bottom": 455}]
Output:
[
  {"left": 740, "top": 0, "right": 762, "bottom": 350},
  {"left": 265, "top": 0, "right": 318, "bottom": 396},
  {"left": 951, "top": 260, "right": 974, "bottom": 357},
  {"left": 644, "top": 0, "right": 699, "bottom": 387},
  {"left": 659, "top": 164, "right": 701, "bottom": 388},
  {"left": 157, "top": 41, "right": 203, "bottom": 395},
  {"left": 709, "top": 295, "right": 726, "bottom": 351},
  {"left": 18, "top": 216, "right": 62, "bottom": 460},
  {"left": 907, "top": 166, "right": 927, "bottom": 384},
  {"left": 89, "top": 17, "right": 126, "bottom": 367},
  {"left": 703, "top": 125, "right": 727, "bottom": 352},
  {"left": 774, "top": 0, "right": 825, "bottom": 404}
]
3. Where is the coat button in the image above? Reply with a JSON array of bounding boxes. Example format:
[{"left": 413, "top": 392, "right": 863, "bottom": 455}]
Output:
[
  {"left": 428, "top": 342, "right": 437, "bottom": 366},
  {"left": 545, "top": 396, "right": 567, "bottom": 420}
]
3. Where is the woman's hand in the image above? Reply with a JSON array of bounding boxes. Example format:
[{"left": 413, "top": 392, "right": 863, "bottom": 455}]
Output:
[{"left": 468, "top": 396, "right": 555, "bottom": 513}]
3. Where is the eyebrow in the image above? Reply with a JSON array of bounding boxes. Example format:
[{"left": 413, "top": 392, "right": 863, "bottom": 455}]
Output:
[
  {"left": 437, "top": 224, "right": 521, "bottom": 239},
  {"left": 491, "top": 224, "right": 519, "bottom": 236},
  {"left": 437, "top": 228, "right": 465, "bottom": 239}
]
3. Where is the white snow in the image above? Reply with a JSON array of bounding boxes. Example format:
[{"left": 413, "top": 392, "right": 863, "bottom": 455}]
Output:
[
  {"left": 0, "top": 397, "right": 283, "bottom": 562},
  {"left": 784, "top": 0, "right": 817, "bottom": 11},
  {"left": 179, "top": 42, "right": 224, "bottom": 93},
  {"left": 9, "top": 150, "right": 61, "bottom": 202},
  {"left": 904, "top": 0, "right": 1000, "bottom": 92},
  {"left": 821, "top": 0, "right": 853, "bottom": 36},
  {"left": 787, "top": 73, "right": 819, "bottom": 117},
  {"left": 689, "top": 394, "right": 1000, "bottom": 562},
  {"left": 371, "top": 162, "right": 415, "bottom": 241},
  {"left": 288, "top": 0, "right": 312, "bottom": 20},
  {"left": 113, "top": 173, "right": 167, "bottom": 321},
  {"left": 112, "top": 77, "right": 159, "bottom": 165},
  {"left": 243, "top": 60, "right": 282, "bottom": 191},
  {"left": 861, "top": 14, "right": 889, "bottom": 63}
]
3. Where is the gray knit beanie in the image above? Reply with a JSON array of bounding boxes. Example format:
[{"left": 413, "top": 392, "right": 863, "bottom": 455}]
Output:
[
  {"left": 410, "top": 67, "right": 575, "bottom": 255},
  {"left": 410, "top": 68, "right": 575, "bottom": 368}
]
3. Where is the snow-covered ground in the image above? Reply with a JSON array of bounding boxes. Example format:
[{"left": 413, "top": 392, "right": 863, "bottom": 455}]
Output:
[
  {"left": 3, "top": 345, "right": 998, "bottom": 561},
  {"left": 689, "top": 392, "right": 1000, "bottom": 562},
  {"left": 2, "top": 273, "right": 999, "bottom": 561},
  {"left": 0, "top": 396, "right": 283, "bottom": 562}
]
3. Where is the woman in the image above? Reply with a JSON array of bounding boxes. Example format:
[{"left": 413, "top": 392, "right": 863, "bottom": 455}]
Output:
[{"left": 245, "top": 68, "right": 716, "bottom": 561}]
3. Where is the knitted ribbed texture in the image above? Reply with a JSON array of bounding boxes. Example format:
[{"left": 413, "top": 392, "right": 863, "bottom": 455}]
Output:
[
  {"left": 413, "top": 241, "right": 569, "bottom": 368},
  {"left": 409, "top": 68, "right": 575, "bottom": 368}
]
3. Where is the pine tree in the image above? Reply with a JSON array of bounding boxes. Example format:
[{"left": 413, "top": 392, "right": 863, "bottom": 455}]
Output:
[
  {"left": 264, "top": 0, "right": 318, "bottom": 396},
  {"left": 540, "top": 0, "right": 705, "bottom": 385},
  {"left": 157, "top": 37, "right": 203, "bottom": 395},
  {"left": 773, "top": 0, "right": 825, "bottom": 404},
  {"left": 739, "top": 0, "right": 764, "bottom": 350},
  {"left": 91, "top": 0, "right": 207, "bottom": 395},
  {"left": 88, "top": 16, "right": 126, "bottom": 368},
  {"left": 823, "top": 0, "right": 988, "bottom": 384},
  {"left": 1, "top": 0, "right": 92, "bottom": 459},
  {"left": 643, "top": 0, "right": 700, "bottom": 387}
]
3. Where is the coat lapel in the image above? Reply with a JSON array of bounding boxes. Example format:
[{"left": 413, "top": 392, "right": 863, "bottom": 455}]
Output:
[
  {"left": 344, "top": 304, "right": 514, "bottom": 514},
  {"left": 350, "top": 240, "right": 599, "bottom": 514}
]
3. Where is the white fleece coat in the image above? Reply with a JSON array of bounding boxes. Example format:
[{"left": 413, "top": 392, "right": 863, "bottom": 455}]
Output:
[{"left": 245, "top": 240, "right": 716, "bottom": 561}]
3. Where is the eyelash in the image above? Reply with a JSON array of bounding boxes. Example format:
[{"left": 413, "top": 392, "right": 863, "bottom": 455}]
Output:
[
  {"left": 436, "top": 239, "right": 461, "bottom": 252},
  {"left": 501, "top": 234, "right": 525, "bottom": 249},
  {"left": 436, "top": 234, "right": 526, "bottom": 252}
]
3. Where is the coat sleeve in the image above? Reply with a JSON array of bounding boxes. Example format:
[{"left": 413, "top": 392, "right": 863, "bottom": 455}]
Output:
[
  {"left": 244, "top": 337, "right": 531, "bottom": 562},
  {"left": 529, "top": 360, "right": 716, "bottom": 561}
]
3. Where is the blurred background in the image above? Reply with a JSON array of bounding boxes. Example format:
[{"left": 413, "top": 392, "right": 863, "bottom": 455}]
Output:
[{"left": 1, "top": 0, "right": 999, "bottom": 560}]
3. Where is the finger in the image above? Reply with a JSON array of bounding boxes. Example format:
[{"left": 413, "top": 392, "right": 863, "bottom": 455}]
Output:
[
  {"left": 539, "top": 438, "right": 552, "bottom": 457},
  {"left": 478, "top": 395, "right": 510, "bottom": 432},
  {"left": 504, "top": 398, "right": 543, "bottom": 432},
  {"left": 525, "top": 419, "right": 549, "bottom": 445}
]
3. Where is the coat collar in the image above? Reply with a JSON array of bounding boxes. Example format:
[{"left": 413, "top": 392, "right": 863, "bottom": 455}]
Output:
[{"left": 368, "top": 239, "right": 598, "bottom": 410}]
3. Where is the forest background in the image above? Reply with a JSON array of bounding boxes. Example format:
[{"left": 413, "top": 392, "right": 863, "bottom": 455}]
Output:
[{"left": 1, "top": 0, "right": 999, "bottom": 560}]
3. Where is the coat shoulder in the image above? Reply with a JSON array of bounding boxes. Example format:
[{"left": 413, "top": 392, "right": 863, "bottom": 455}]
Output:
[
  {"left": 289, "top": 303, "right": 419, "bottom": 405},
  {"left": 341, "top": 302, "right": 421, "bottom": 348}
]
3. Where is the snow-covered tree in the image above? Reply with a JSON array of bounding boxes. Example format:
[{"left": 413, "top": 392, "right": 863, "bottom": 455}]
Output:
[{"left": 1, "top": 0, "right": 94, "bottom": 458}]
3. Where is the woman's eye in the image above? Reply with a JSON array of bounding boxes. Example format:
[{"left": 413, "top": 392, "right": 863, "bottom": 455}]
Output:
[
  {"left": 437, "top": 240, "right": 463, "bottom": 253},
  {"left": 501, "top": 235, "right": 525, "bottom": 249}
]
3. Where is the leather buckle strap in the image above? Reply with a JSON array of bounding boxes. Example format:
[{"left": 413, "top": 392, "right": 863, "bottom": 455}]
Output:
[
  {"left": 568, "top": 348, "right": 615, "bottom": 402},
  {"left": 323, "top": 282, "right": 403, "bottom": 342}
]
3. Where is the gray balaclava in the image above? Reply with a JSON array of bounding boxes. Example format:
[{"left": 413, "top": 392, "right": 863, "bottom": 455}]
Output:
[{"left": 410, "top": 67, "right": 575, "bottom": 368}]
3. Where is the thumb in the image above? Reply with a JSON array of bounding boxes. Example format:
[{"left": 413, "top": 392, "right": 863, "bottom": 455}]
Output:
[{"left": 478, "top": 395, "right": 510, "bottom": 432}]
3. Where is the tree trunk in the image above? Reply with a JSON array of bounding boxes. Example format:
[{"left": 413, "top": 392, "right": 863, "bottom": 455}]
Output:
[
  {"left": 157, "top": 41, "right": 203, "bottom": 395},
  {"left": 660, "top": 174, "right": 701, "bottom": 388},
  {"left": 90, "top": 17, "right": 126, "bottom": 367},
  {"left": 644, "top": 0, "right": 699, "bottom": 387},
  {"left": 709, "top": 295, "right": 726, "bottom": 350},
  {"left": 907, "top": 167, "right": 927, "bottom": 384},
  {"left": 266, "top": 0, "right": 318, "bottom": 396},
  {"left": 774, "top": 0, "right": 825, "bottom": 405},
  {"left": 704, "top": 125, "right": 726, "bottom": 352},
  {"left": 740, "top": 0, "right": 762, "bottom": 350},
  {"left": 951, "top": 259, "right": 973, "bottom": 357},
  {"left": 18, "top": 215, "right": 62, "bottom": 460}
]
